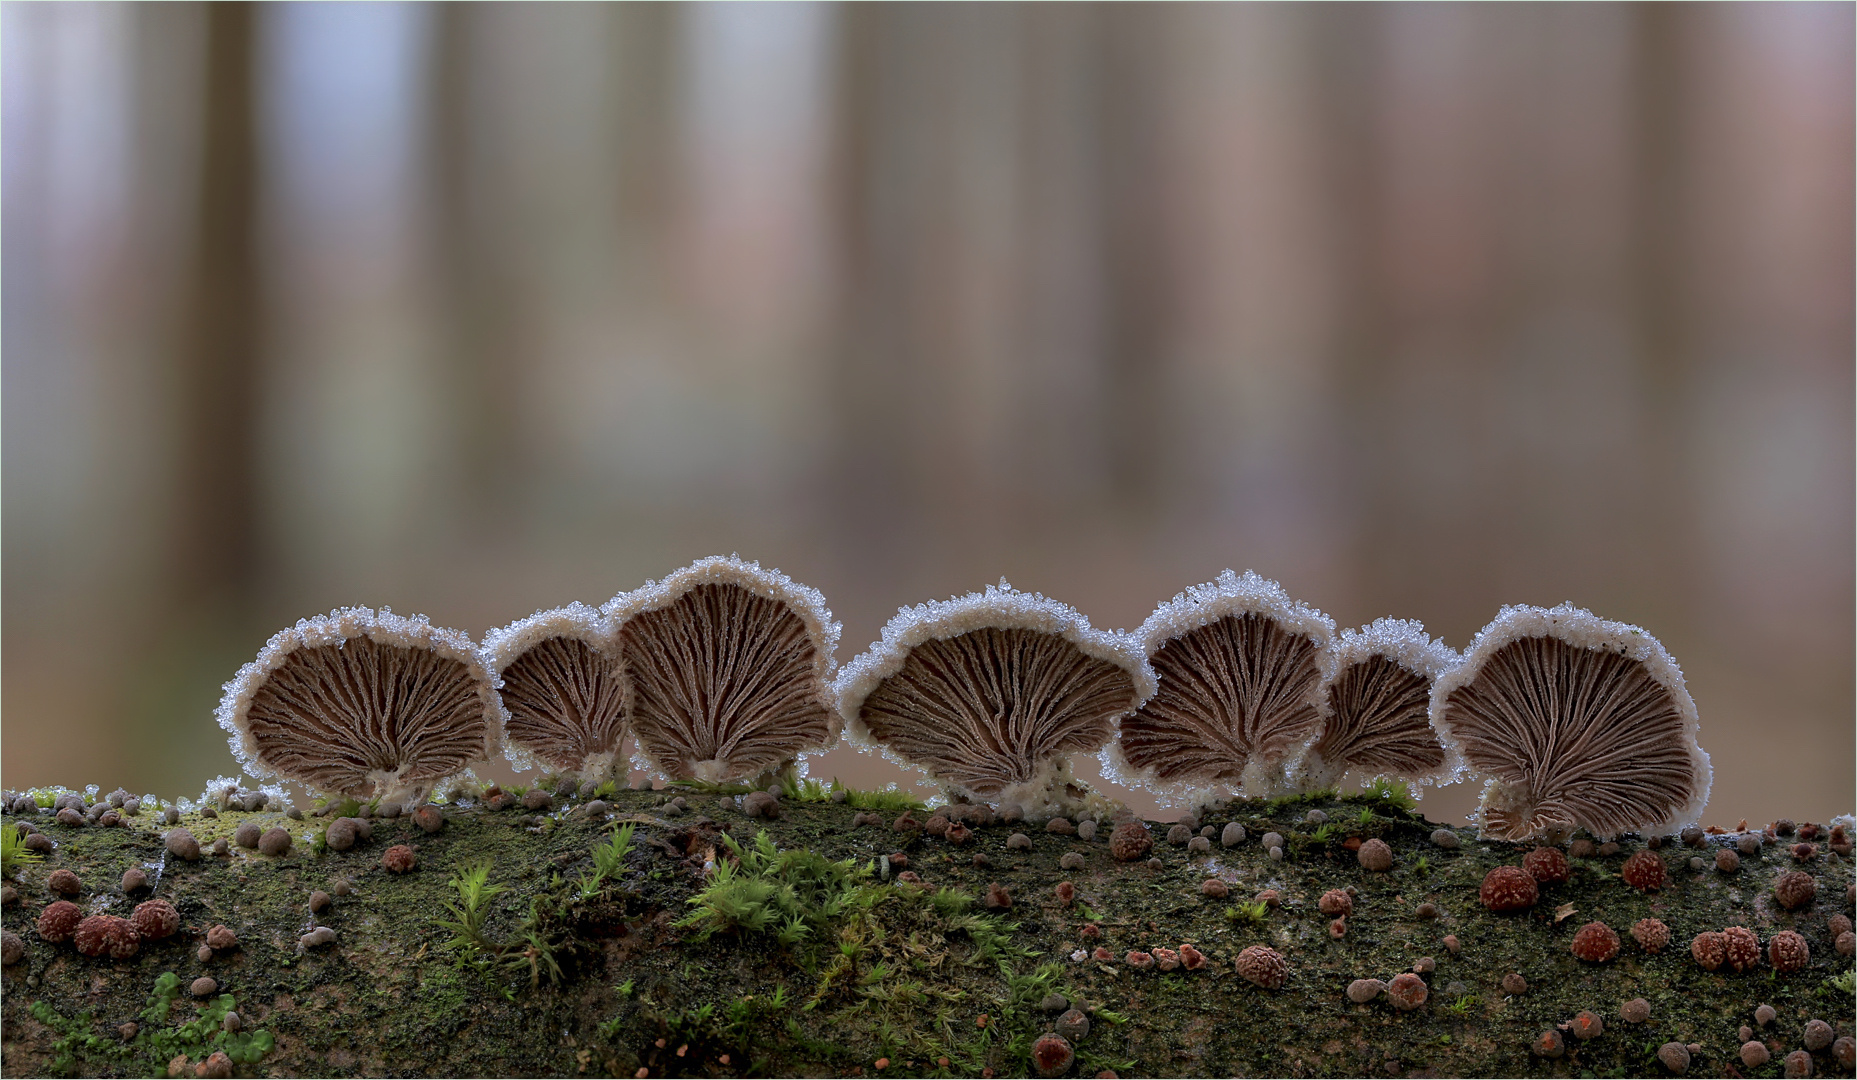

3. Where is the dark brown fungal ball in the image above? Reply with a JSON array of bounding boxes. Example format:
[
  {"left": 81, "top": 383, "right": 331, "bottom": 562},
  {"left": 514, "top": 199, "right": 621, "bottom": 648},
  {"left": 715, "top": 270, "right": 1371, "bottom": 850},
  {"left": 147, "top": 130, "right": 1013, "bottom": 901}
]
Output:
[
  {"left": 1741, "top": 1041, "right": 1772, "bottom": 1068},
  {"left": 1179, "top": 943, "right": 1207, "bottom": 970},
  {"left": 1236, "top": 944, "right": 1288, "bottom": 989},
  {"left": 75, "top": 915, "right": 139, "bottom": 959},
  {"left": 1782, "top": 1049, "right": 1812, "bottom": 1078},
  {"left": 892, "top": 813, "right": 920, "bottom": 832},
  {"left": 191, "top": 976, "right": 218, "bottom": 998},
  {"left": 1721, "top": 926, "right": 1761, "bottom": 972},
  {"left": 1055, "top": 1009, "right": 1090, "bottom": 1041},
  {"left": 521, "top": 788, "right": 553, "bottom": 812},
  {"left": 1836, "top": 931, "right": 1855, "bottom": 957},
  {"left": 1691, "top": 931, "right": 1727, "bottom": 971},
  {"left": 205, "top": 925, "right": 238, "bottom": 951},
  {"left": 1523, "top": 847, "right": 1570, "bottom": 885},
  {"left": 921, "top": 814, "right": 949, "bottom": 838},
  {"left": 23, "top": 833, "right": 53, "bottom": 854},
  {"left": 1715, "top": 848, "right": 1739, "bottom": 873},
  {"left": 1415, "top": 902, "right": 1439, "bottom": 919},
  {"left": 381, "top": 844, "right": 417, "bottom": 874},
  {"left": 1411, "top": 956, "right": 1435, "bottom": 974},
  {"left": 742, "top": 791, "right": 780, "bottom": 820},
  {"left": 1327, "top": 918, "right": 1347, "bottom": 939},
  {"left": 166, "top": 828, "right": 201, "bottom": 861},
  {"left": 1442, "top": 934, "right": 1460, "bottom": 955},
  {"left": 257, "top": 827, "right": 291, "bottom": 857},
  {"left": 984, "top": 883, "right": 1011, "bottom": 910},
  {"left": 332, "top": 878, "right": 353, "bottom": 897},
  {"left": 1774, "top": 818, "right": 1797, "bottom": 836},
  {"left": 1357, "top": 838, "right": 1394, "bottom": 872},
  {"left": 1767, "top": 930, "right": 1809, "bottom": 972},
  {"left": 1755, "top": 1003, "right": 1777, "bottom": 1027},
  {"left": 1632, "top": 918, "right": 1671, "bottom": 953},
  {"left": 1200, "top": 878, "right": 1228, "bottom": 899},
  {"left": 121, "top": 867, "right": 148, "bottom": 893},
  {"left": 1054, "top": 881, "right": 1075, "bottom": 905},
  {"left": 1829, "top": 914, "right": 1852, "bottom": 936},
  {"left": 1109, "top": 822, "right": 1153, "bottom": 862},
  {"left": 1571, "top": 921, "right": 1620, "bottom": 963},
  {"left": 1347, "top": 978, "right": 1384, "bottom": 1004},
  {"left": 1, "top": 930, "right": 23, "bottom": 966},
  {"left": 201, "top": 806, "right": 218, "bottom": 819},
  {"left": 1046, "top": 818, "right": 1077, "bottom": 836},
  {"left": 1430, "top": 829, "right": 1460, "bottom": 849},
  {"left": 1596, "top": 841, "right": 1620, "bottom": 857},
  {"left": 309, "top": 890, "right": 331, "bottom": 914},
  {"left": 1385, "top": 973, "right": 1427, "bottom": 1011},
  {"left": 1792, "top": 842, "right": 1818, "bottom": 861},
  {"left": 46, "top": 869, "right": 81, "bottom": 896},
  {"left": 211, "top": 838, "right": 230, "bottom": 857},
  {"left": 233, "top": 822, "right": 260, "bottom": 849},
  {"left": 1167, "top": 824, "right": 1191, "bottom": 846},
  {"left": 130, "top": 900, "right": 180, "bottom": 941},
  {"left": 1533, "top": 1030, "right": 1565, "bottom": 1058},
  {"left": 1501, "top": 973, "right": 1528, "bottom": 994},
  {"left": 198, "top": 1051, "right": 234, "bottom": 1079},
  {"left": 1621, "top": 998, "right": 1651, "bottom": 1023},
  {"left": 1570, "top": 1011, "right": 1604, "bottom": 1040},
  {"left": 325, "top": 818, "right": 360, "bottom": 852},
  {"left": 1187, "top": 834, "right": 1211, "bottom": 855},
  {"left": 1803, "top": 1019, "right": 1834, "bottom": 1052},
  {"left": 412, "top": 805, "right": 445, "bottom": 833},
  {"left": 1832, "top": 1037, "right": 1855, "bottom": 1070},
  {"left": 1060, "top": 852, "right": 1086, "bottom": 871},
  {"left": 1031, "top": 1034, "right": 1074, "bottom": 1078},
  {"left": 1256, "top": 889, "right": 1282, "bottom": 908},
  {"left": 0, "top": 885, "right": 16, "bottom": 906},
  {"left": 945, "top": 822, "right": 973, "bottom": 845},
  {"left": 38, "top": 900, "right": 82, "bottom": 942},
  {"left": 1739, "top": 833, "right": 1761, "bottom": 855},
  {"left": 1621, "top": 849, "right": 1667, "bottom": 891},
  {"left": 1659, "top": 1042, "right": 1691, "bottom": 1073},
  {"left": 1007, "top": 832, "right": 1032, "bottom": 851},
  {"left": 1479, "top": 866, "right": 1539, "bottom": 912},
  {"left": 55, "top": 808, "right": 84, "bottom": 828},
  {"left": 1318, "top": 889, "right": 1352, "bottom": 917}
]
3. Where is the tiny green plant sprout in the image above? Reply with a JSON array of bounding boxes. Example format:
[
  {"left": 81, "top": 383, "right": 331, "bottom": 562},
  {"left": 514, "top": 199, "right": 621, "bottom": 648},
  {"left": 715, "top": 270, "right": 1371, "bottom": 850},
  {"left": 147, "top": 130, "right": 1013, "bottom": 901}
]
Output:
[{"left": 2, "top": 823, "right": 42, "bottom": 877}]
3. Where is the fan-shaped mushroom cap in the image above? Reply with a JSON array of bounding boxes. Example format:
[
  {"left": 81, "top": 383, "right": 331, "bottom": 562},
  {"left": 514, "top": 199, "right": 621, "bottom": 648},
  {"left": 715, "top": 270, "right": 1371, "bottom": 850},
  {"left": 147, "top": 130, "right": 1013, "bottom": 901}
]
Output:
[
  {"left": 837, "top": 581, "right": 1153, "bottom": 818},
  {"left": 1105, "top": 570, "right": 1335, "bottom": 801},
  {"left": 1430, "top": 603, "right": 1711, "bottom": 842},
  {"left": 605, "top": 556, "right": 840, "bottom": 784},
  {"left": 483, "top": 603, "right": 629, "bottom": 781},
  {"left": 215, "top": 607, "right": 502, "bottom": 805},
  {"left": 1297, "top": 618, "right": 1459, "bottom": 792}
]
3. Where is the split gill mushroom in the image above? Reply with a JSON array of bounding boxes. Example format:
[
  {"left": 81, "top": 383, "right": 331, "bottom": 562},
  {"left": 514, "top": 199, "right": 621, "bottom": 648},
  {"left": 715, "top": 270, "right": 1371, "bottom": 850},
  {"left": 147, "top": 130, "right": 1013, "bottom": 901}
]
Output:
[
  {"left": 1297, "top": 617, "right": 1459, "bottom": 792},
  {"left": 483, "top": 603, "right": 629, "bottom": 783}
]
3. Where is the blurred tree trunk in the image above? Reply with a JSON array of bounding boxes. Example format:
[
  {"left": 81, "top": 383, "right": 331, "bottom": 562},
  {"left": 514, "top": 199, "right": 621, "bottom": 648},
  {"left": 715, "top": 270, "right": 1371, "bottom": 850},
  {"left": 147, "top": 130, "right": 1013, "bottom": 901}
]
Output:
[{"left": 171, "top": 0, "right": 261, "bottom": 609}]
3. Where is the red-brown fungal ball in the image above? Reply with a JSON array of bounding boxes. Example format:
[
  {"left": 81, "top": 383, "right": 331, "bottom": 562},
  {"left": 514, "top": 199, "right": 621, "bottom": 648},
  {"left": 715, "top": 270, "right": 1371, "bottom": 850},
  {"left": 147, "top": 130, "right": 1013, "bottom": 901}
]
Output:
[
  {"left": 1256, "top": 889, "right": 1281, "bottom": 908},
  {"left": 1178, "top": 943, "right": 1207, "bottom": 971},
  {"left": 1533, "top": 1030, "right": 1565, "bottom": 1058},
  {"left": 205, "top": 925, "right": 238, "bottom": 951},
  {"left": 258, "top": 827, "right": 292, "bottom": 857},
  {"left": 1570, "top": 1011, "right": 1605, "bottom": 1040},
  {"left": 1829, "top": 913, "right": 1852, "bottom": 936},
  {"left": 121, "top": 867, "right": 149, "bottom": 893},
  {"left": 1659, "top": 1042, "right": 1691, "bottom": 1073},
  {"left": 984, "top": 883, "right": 1012, "bottom": 910},
  {"left": 191, "top": 976, "right": 218, "bottom": 998},
  {"left": 130, "top": 900, "right": 180, "bottom": 941},
  {"left": 1442, "top": 934, "right": 1460, "bottom": 955},
  {"left": 1, "top": 930, "right": 23, "bottom": 966},
  {"left": 1054, "top": 881, "right": 1075, "bottom": 905},
  {"left": 1328, "top": 918, "right": 1347, "bottom": 939},
  {"left": 74, "top": 915, "right": 139, "bottom": 959},
  {"left": 1124, "top": 950, "right": 1153, "bottom": 969},
  {"left": 1691, "top": 931, "right": 1727, "bottom": 970},
  {"left": 1356, "top": 838, "right": 1394, "bottom": 872},
  {"left": 412, "top": 805, "right": 445, "bottom": 834},
  {"left": 1767, "top": 930, "right": 1809, "bottom": 972},
  {"left": 1632, "top": 918, "right": 1671, "bottom": 953},
  {"left": 1109, "top": 822, "right": 1152, "bottom": 862},
  {"left": 1715, "top": 848, "right": 1739, "bottom": 873},
  {"left": 1236, "top": 944, "right": 1288, "bottom": 989},
  {"left": 1836, "top": 931, "right": 1855, "bottom": 957},
  {"left": 1621, "top": 849, "right": 1667, "bottom": 891},
  {"left": 1152, "top": 946, "right": 1181, "bottom": 971},
  {"left": 1318, "top": 889, "right": 1353, "bottom": 917},
  {"left": 1501, "top": 973, "right": 1528, "bottom": 994},
  {"left": 381, "top": 845, "right": 417, "bottom": 874},
  {"left": 1479, "top": 866, "right": 1539, "bottom": 912},
  {"left": 1199, "top": 878, "right": 1228, "bottom": 899},
  {"left": 1832, "top": 1037, "right": 1855, "bottom": 1070},
  {"left": 1783, "top": 1049, "right": 1812, "bottom": 1078},
  {"left": 37, "top": 900, "right": 82, "bottom": 942},
  {"left": 197, "top": 1052, "right": 234, "bottom": 1079},
  {"left": 1523, "top": 847, "right": 1570, "bottom": 885},
  {"left": 46, "top": 869, "right": 81, "bottom": 896},
  {"left": 1721, "top": 926, "right": 1761, "bottom": 972},
  {"left": 1347, "top": 978, "right": 1384, "bottom": 1004},
  {"left": 1621, "top": 998, "right": 1650, "bottom": 1023},
  {"left": 1741, "top": 1041, "right": 1771, "bottom": 1068},
  {"left": 1774, "top": 870, "right": 1816, "bottom": 911},
  {"left": 1792, "top": 842, "right": 1817, "bottom": 861},
  {"left": 1804, "top": 1019, "right": 1834, "bottom": 1052},
  {"left": 1079, "top": 923, "right": 1100, "bottom": 940},
  {"left": 1385, "top": 972, "right": 1427, "bottom": 1011},
  {"left": 945, "top": 822, "right": 973, "bottom": 845},
  {"left": 1031, "top": 1034, "right": 1073, "bottom": 1078},
  {"left": 1571, "top": 921, "right": 1620, "bottom": 963}
]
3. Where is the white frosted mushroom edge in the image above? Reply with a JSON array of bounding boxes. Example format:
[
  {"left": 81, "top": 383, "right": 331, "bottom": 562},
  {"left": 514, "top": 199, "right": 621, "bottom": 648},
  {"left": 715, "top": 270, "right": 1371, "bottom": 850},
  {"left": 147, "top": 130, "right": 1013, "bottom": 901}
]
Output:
[
  {"left": 1429, "top": 602, "right": 1712, "bottom": 839},
  {"left": 481, "top": 601, "right": 619, "bottom": 775},
  {"left": 1100, "top": 570, "right": 1337, "bottom": 805},
  {"left": 1292, "top": 618, "right": 1465, "bottom": 793},
  {"left": 215, "top": 606, "right": 505, "bottom": 792},
  {"left": 835, "top": 579, "right": 1157, "bottom": 762}
]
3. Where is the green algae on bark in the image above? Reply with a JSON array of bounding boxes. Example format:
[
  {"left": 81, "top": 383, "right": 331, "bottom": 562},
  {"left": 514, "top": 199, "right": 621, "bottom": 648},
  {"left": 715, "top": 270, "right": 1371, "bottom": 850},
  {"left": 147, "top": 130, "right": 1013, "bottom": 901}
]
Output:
[{"left": 2, "top": 788, "right": 1852, "bottom": 1079}]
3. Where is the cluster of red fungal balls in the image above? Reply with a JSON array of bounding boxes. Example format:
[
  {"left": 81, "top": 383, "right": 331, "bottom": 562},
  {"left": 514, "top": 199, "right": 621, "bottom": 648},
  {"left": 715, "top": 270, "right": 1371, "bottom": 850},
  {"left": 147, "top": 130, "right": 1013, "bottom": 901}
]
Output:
[{"left": 34, "top": 896, "right": 185, "bottom": 961}]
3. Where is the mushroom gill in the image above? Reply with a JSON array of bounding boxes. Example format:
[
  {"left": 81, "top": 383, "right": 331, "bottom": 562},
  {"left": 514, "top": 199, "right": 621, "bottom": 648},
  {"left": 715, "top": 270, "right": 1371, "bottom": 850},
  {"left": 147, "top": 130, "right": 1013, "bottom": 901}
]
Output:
[
  {"left": 607, "top": 556, "right": 839, "bottom": 784},
  {"left": 1431, "top": 603, "right": 1711, "bottom": 842},
  {"left": 1297, "top": 618, "right": 1458, "bottom": 791},
  {"left": 216, "top": 607, "right": 502, "bottom": 805},
  {"left": 1107, "top": 570, "right": 1334, "bottom": 800},
  {"left": 484, "top": 603, "right": 628, "bottom": 781},
  {"left": 838, "top": 582, "right": 1153, "bottom": 816}
]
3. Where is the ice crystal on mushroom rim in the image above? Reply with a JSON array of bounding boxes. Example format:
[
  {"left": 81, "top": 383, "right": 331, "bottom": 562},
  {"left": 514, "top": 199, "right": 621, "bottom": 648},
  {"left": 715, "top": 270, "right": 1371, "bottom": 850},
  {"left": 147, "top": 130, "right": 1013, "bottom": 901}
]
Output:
[
  {"left": 1429, "top": 603, "right": 1710, "bottom": 843},
  {"left": 1297, "top": 618, "right": 1459, "bottom": 794},
  {"left": 216, "top": 607, "right": 502, "bottom": 807},
  {"left": 606, "top": 556, "right": 840, "bottom": 785},
  {"left": 1105, "top": 569, "right": 1335, "bottom": 803},
  {"left": 483, "top": 603, "right": 629, "bottom": 783},
  {"left": 837, "top": 579, "right": 1153, "bottom": 819}
]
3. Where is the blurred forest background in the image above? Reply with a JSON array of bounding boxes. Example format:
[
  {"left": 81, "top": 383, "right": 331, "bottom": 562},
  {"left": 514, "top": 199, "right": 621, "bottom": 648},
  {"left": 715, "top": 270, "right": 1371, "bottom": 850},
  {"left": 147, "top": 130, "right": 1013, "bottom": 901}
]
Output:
[{"left": 4, "top": 2, "right": 1851, "bottom": 826}]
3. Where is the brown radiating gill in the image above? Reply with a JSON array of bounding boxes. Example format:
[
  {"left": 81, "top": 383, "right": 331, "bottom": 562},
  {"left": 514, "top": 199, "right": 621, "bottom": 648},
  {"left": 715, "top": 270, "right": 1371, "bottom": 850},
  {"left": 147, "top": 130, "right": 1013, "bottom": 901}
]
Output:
[{"left": 486, "top": 603, "right": 629, "bottom": 779}]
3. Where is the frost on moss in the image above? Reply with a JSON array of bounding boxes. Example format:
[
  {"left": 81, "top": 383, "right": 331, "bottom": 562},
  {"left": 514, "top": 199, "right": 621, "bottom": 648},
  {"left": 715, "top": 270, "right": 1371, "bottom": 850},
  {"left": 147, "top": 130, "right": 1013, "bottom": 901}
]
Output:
[
  {"left": 1430, "top": 603, "right": 1711, "bottom": 842},
  {"left": 1295, "top": 619, "right": 1460, "bottom": 794},
  {"left": 1104, "top": 570, "right": 1334, "bottom": 805},
  {"left": 606, "top": 556, "right": 840, "bottom": 785},
  {"left": 836, "top": 580, "right": 1152, "bottom": 819},
  {"left": 483, "top": 603, "right": 629, "bottom": 782},
  {"left": 214, "top": 607, "right": 503, "bottom": 807}
]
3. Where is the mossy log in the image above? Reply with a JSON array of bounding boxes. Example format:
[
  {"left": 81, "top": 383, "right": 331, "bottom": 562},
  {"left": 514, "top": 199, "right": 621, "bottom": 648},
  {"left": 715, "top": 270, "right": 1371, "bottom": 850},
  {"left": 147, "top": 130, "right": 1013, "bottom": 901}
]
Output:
[{"left": 2, "top": 786, "right": 1852, "bottom": 1079}]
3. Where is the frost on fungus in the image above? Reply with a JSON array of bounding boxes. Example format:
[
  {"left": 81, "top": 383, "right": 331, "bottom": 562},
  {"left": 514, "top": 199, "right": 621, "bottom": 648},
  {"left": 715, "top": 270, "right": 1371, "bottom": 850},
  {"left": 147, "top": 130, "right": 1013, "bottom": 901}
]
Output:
[
  {"left": 1106, "top": 570, "right": 1334, "bottom": 801},
  {"left": 216, "top": 607, "right": 502, "bottom": 806},
  {"left": 483, "top": 603, "right": 629, "bottom": 782},
  {"left": 1430, "top": 603, "right": 1710, "bottom": 842},
  {"left": 606, "top": 556, "right": 840, "bottom": 784},
  {"left": 1297, "top": 619, "right": 1458, "bottom": 792},
  {"left": 837, "top": 580, "right": 1153, "bottom": 818}
]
